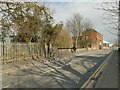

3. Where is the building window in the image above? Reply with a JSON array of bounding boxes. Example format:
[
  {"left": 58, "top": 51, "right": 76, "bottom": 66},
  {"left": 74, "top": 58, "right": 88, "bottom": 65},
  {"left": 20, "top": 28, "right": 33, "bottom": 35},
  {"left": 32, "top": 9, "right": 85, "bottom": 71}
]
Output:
[{"left": 86, "top": 34, "right": 88, "bottom": 40}]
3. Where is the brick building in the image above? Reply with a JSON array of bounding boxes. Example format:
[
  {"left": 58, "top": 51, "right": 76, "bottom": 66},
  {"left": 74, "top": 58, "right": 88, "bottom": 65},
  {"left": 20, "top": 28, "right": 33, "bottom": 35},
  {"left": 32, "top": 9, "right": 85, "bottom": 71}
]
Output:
[
  {"left": 81, "top": 29, "right": 103, "bottom": 50},
  {"left": 103, "top": 41, "right": 110, "bottom": 49}
]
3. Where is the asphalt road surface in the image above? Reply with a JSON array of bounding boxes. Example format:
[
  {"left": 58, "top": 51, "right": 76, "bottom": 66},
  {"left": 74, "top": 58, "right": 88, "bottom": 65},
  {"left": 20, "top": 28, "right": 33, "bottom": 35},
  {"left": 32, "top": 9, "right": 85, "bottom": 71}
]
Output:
[
  {"left": 95, "top": 50, "right": 118, "bottom": 88},
  {"left": 2, "top": 49, "right": 112, "bottom": 88}
]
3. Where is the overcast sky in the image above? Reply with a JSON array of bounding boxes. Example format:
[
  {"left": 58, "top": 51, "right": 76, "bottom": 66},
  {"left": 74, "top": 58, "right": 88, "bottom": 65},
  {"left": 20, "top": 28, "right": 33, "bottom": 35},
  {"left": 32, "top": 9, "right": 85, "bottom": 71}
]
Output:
[{"left": 39, "top": 1, "right": 118, "bottom": 44}]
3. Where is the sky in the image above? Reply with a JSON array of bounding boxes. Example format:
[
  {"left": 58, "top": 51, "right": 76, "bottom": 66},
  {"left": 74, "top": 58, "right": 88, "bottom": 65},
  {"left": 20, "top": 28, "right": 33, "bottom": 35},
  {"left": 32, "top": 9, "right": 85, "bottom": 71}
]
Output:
[
  {"left": 38, "top": 1, "right": 118, "bottom": 44},
  {"left": 0, "top": 0, "right": 118, "bottom": 44}
]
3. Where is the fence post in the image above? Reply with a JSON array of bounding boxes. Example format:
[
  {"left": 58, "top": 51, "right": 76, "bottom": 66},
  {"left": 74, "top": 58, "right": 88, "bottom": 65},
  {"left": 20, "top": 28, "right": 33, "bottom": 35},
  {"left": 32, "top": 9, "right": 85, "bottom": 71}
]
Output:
[
  {"left": 5, "top": 44, "right": 7, "bottom": 62},
  {"left": 0, "top": 42, "right": 2, "bottom": 64},
  {"left": 3, "top": 42, "right": 4, "bottom": 63},
  {"left": 0, "top": 42, "right": 2, "bottom": 90}
]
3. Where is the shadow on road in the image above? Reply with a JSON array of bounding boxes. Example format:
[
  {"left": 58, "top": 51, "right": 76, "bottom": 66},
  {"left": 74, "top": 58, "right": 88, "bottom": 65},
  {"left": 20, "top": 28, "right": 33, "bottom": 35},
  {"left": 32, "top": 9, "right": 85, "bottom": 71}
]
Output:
[{"left": 2, "top": 53, "right": 109, "bottom": 88}]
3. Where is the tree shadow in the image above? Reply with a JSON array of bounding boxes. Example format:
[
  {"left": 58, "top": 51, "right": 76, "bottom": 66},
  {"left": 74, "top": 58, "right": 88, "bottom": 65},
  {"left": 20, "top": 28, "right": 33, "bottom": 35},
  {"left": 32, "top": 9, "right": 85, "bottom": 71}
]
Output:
[{"left": 2, "top": 53, "right": 108, "bottom": 88}]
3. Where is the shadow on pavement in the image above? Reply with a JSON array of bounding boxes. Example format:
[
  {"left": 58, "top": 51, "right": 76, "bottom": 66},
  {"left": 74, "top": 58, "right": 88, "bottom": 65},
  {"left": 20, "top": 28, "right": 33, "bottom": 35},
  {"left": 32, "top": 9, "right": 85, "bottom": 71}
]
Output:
[{"left": 2, "top": 53, "right": 109, "bottom": 88}]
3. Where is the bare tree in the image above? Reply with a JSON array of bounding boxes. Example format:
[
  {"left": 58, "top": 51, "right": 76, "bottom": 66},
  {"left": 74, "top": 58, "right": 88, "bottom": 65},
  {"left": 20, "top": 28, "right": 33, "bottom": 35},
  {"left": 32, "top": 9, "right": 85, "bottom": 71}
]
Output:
[
  {"left": 83, "top": 18, "right": 93, "bottom": 30},
  {"left": 97, "top": 1, "right": 118, "bottom": 29},
  {"left": 97, "top": 1, "right": 119, "bottom": 47},
  {"left": 66, "top": 13, "right": 83, "bottom": 48}
]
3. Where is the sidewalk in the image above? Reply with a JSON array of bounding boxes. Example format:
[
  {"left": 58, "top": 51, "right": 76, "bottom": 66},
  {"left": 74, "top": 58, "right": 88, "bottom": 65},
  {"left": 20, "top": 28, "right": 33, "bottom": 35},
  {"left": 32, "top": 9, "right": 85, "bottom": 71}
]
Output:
[
  {"left": 1, "top": 49, "right": 89, "bottom": 70},
  {"left": 2, "top": 49, "right": 112, "bottom": 88},
  {"left": 1, "top": 49, "right": 111, "bottom": 73},
  {"left": 95, "top": 50, "right": 118, "bottom": 88}
]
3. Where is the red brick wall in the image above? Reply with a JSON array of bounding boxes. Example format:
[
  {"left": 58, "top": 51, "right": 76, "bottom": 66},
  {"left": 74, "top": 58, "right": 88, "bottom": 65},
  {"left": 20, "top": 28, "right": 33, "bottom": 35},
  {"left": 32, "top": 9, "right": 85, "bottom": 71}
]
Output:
[{"left": 82, "top": 29, "right": 103, "bottom": 50}]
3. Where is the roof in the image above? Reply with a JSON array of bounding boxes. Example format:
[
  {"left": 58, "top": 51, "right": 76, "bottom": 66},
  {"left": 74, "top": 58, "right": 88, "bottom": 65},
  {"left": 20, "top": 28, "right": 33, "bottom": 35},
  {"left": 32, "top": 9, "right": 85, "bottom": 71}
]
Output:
[
  {"left": 83, "top": 29, "right": 103, "bottom": 36},
  {"left": 83, "top": 29, "right": 96, "bottom": 32},
  {"left": 103, "top": 40, "right": 110, "bottom": 44}
]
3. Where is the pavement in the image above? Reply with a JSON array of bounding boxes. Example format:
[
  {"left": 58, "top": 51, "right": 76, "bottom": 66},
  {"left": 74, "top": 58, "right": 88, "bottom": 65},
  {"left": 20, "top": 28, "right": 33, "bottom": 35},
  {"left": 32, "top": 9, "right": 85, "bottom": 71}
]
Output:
[
  {"left": 2, "top": 49, "right": 112, "bottom": 88},
  {"left": 1, "top": 49, "right": 99, "bottom": 72},
  {"left": 95, "top": 50, "right": 118, "bottom": 88}
]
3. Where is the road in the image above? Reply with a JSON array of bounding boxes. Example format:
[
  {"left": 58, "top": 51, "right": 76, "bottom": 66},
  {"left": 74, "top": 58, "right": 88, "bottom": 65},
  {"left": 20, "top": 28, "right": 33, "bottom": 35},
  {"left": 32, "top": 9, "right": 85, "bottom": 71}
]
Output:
[
  {"left": 95, "top": 50, "right": 118, "bottom": 88},
  {"left": 2, "top": 49, "right": 112, "bottom": 88}
]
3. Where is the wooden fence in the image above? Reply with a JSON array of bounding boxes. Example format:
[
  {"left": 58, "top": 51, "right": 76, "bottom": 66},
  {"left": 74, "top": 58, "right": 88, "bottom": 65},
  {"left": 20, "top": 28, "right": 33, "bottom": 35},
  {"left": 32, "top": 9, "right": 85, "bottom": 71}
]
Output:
[
  {"left": 0, "top": 42, "right": 86, "bottom": 63},
  {"left": 0, "top": 43, "right": 44, "bottom": 63}
]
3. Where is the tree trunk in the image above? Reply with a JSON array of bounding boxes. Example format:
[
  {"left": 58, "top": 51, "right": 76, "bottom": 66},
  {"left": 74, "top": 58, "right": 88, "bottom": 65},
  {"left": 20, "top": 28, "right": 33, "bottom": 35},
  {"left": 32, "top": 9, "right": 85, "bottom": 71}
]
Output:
[
  {"left": 47, "top": 43, "right": 52, "bottom": 58},
  {"left": 44, "top": 42, "right": 47, "bottom": 58},
  {"left": 47, "top": 44, "right": 50, "bottom": 57},
  {"left": 75, "top": 36, "right": 78, "bottom": 48}
]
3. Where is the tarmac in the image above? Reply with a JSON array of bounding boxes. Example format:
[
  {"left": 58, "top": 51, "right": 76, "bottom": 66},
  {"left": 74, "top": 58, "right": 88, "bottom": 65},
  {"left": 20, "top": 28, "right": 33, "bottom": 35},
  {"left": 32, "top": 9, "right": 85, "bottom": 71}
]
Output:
[{"left": 95, "top": 50, "right": 118, "bottom": 88}]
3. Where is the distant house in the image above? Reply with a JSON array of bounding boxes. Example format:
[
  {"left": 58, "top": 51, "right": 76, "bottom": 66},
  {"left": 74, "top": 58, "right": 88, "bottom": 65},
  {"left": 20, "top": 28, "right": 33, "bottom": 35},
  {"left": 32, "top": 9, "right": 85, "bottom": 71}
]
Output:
[
  {"left": 103, "top": 40, "right": 110, "bottom": 49},
  {"left": 81, "top": 29, "right": 103, "bottom": 50},
  {"left": 109, "top": 44, "right": 113, "bottom": 47}
]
